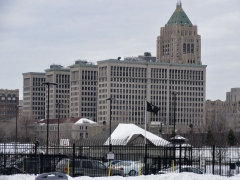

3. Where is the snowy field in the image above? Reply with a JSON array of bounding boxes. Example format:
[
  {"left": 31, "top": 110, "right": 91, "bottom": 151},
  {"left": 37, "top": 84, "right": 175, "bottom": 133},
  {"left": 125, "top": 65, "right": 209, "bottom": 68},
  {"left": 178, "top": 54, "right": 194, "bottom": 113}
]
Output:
[{"left": 1, "top": 173, "right": 240, "bottom": 180}]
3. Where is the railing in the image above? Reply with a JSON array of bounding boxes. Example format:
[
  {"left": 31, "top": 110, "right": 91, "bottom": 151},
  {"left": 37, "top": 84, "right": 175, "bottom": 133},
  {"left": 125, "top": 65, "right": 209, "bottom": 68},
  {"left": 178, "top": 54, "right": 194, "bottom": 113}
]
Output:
[{"left": 0, "top": 138, "right": 240, "bottom": 177}]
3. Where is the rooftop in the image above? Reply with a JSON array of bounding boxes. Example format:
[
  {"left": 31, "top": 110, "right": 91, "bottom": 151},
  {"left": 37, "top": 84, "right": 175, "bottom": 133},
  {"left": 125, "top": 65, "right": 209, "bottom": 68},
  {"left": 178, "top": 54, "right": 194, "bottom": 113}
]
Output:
[{"left": 167, "top": 1, "right": 193, "bottom": 26}]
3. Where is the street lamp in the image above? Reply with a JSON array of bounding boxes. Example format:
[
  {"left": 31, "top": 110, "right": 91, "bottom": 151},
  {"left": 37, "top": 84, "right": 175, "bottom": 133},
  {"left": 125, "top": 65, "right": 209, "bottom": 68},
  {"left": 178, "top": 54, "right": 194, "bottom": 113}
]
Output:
[
  {"left": 56, "top": 103, "right": 63, "bottom": 148},
  {"left": 15, "top": 105, "right": 22, "bottom": 142},
  {"left": 106, "top": 97, "right": 114, "bottom": 151},
  {"left": 42, "top": 82, "right": 57, "bottom": 154}
]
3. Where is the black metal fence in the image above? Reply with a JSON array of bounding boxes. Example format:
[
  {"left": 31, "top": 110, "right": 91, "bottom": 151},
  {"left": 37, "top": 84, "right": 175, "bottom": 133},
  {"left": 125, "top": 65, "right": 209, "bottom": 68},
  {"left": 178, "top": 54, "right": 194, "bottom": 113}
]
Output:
[{"left": 0, "top": 138, "right": 240, "bottom": 177}]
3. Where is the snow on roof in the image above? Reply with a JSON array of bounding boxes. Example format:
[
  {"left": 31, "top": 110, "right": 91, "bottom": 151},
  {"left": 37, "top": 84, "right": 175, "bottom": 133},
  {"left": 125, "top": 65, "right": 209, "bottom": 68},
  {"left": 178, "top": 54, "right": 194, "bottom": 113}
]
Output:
[
  {"left": 104, "top": 123, "right": 169, "bottom": 146},
  {"left": 75, "top": 118, "right": 97, "bottom": 124},
  {"left": 170, "top": 135, "right": 188, "bottom": 140}
]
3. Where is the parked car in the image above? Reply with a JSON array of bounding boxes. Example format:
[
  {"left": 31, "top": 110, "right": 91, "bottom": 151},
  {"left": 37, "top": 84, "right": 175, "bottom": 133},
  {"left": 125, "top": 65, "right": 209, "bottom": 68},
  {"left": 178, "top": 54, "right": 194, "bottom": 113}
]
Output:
[
  {"left": 56, "top": 158, "right": 124, "bottom": 177},
  {"left": 0, "top": 159, "right": 11, "bottom": 175},
  {"left": 158, "top": 165, "right": 203, "bottom": 174},
  {"left": 104, "top": 160, "right": 122, "bottom": 167},
  {"left": 8, "top": 157, "right": 39, "bottom": 174},
  {"left": 112, "top": 161, "right": 144, "bottom": 176}
]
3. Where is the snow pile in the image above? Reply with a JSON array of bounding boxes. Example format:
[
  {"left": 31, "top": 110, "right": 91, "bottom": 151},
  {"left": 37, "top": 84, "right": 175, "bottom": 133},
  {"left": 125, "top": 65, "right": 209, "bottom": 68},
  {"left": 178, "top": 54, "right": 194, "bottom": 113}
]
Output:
[
  {"left": 75, "top": 118, "right": 97, "bottom": 124},
  {"left": 1, "top": 173, "right": 240, "bottom": 180}
]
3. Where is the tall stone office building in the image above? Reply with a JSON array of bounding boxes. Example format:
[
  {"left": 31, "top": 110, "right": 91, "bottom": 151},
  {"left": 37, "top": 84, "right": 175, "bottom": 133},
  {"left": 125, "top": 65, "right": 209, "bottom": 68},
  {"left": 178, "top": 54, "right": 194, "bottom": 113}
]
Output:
[
  {"left": 226, "top": 88, "right": 240, "bottom": 102},
  {"left": 98, "top": 2, "right": 206, "bottom": 133},
  {"left": 69, "top": 60, "right": 98, "bottom": 121},
  {"left": 44, "top": 65, "right": 70, "bottom": 119},
  {"left": 23, "top": 65, "right": 70, "bottom": 120},
  {"left": 23, "top": 62, "right": 97, "bottom": 122},
  {"left": 22, "top": 72, "right": 45, "bottom": 120}
]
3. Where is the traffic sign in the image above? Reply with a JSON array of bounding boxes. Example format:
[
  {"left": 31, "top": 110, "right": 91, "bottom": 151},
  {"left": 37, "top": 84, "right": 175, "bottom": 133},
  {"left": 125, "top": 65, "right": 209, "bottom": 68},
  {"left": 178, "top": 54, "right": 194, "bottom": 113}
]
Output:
[{"left": 107, "top": 151, "right": 114, "bottom": 159}]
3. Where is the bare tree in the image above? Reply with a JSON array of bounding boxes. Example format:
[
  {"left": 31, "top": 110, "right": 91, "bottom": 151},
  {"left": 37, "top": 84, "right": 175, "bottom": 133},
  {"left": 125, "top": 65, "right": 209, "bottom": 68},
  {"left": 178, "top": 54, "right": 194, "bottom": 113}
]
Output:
[
  {"left": 59, "top": 117, "right": 72, "bottom": 140},
  {"left": 18, "top": 111, "right": 36, "bottom": 139},
  {"left": 0, "top": 120, "right": 15, "bottom": 138}
]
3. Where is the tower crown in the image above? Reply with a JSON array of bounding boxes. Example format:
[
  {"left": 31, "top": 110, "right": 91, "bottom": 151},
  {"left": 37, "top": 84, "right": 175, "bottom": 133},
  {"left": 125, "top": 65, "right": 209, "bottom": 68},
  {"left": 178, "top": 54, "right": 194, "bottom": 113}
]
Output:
[{"left": 167, "top": 1, "right": 193, "bottom": 26}]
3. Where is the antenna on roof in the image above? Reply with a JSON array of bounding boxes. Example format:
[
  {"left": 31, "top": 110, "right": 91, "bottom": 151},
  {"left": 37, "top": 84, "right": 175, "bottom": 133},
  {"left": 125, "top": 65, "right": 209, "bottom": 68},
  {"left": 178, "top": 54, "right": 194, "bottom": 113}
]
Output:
[{"left": 177, "top": 0, "right": 182, "bottom": 7}]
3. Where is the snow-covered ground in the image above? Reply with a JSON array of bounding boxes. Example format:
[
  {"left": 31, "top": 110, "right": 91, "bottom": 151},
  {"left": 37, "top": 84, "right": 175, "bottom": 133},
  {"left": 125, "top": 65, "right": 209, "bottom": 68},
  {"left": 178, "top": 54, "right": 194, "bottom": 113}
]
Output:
[{"left": 1, "top": 173, "right": 240, "bottom": 180}]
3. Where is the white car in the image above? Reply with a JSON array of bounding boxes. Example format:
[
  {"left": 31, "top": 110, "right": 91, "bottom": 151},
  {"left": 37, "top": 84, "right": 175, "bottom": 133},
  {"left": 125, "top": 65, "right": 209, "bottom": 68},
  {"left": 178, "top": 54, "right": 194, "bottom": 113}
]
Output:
[
  {"left": 112, "top": 161, "right": 144, "bottom": 176},
  {"left": 158, "top": 165, "right": 203, "bottom": 174}
]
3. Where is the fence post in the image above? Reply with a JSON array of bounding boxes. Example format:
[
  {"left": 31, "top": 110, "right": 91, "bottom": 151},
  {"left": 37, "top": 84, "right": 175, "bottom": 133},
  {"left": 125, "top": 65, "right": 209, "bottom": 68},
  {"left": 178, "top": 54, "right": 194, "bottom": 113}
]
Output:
[
  {"left": 179, "top": 144, "right": 182, "bottom": 172},
  {"left": 3, "top": 153, "right": 6, "bottom": 175},
  {"left": 190, "top": 146, "right": 193, "bottom": 166},
  {"left": 144, "top": 144, "right": 147, "bottom": 175},
  {"left": 212, "top": 145, "right": 215, "bottom": 175},
  {"left": 40, "top": 153, "right": 43, "bottom": 174},
  {"left": 34, "top": 142, "right": 37, "bottom": 175},
  {"left": 72, "top": 143, "right": 75, "bottom": 177}
]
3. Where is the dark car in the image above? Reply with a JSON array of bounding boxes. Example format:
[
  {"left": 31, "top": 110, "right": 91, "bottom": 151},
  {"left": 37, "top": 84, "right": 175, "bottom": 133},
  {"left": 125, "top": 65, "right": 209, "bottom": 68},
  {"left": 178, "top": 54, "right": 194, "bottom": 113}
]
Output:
[
  {"left": 56, "top": 158, "right": 124, "bottom": 177},
  {"left": 8, "top": 157, "right": 39, "bottom": 174}
]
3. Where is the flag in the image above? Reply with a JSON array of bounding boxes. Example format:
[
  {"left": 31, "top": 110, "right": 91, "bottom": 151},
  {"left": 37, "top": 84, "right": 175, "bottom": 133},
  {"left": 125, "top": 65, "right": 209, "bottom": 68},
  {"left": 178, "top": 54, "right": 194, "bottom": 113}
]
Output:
[
  {"left": 147, "top": 101, "right": 160, "bottom": 115},
  {"left": 152, "top": 105, "right": 160, "bottom": 115},
  {"left": 147, "top": 101, "right": 153, "bottom": 112}
]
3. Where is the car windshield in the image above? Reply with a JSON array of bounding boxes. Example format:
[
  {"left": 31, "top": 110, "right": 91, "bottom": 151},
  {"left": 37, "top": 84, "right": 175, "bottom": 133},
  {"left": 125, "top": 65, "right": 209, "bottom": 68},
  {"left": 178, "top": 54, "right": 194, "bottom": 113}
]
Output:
[
  {"left": 93, "top": 161, "right": 105, "bottom": 169},
  {"left": 123, "top": 162, "right": 131, "bottom": 166}
]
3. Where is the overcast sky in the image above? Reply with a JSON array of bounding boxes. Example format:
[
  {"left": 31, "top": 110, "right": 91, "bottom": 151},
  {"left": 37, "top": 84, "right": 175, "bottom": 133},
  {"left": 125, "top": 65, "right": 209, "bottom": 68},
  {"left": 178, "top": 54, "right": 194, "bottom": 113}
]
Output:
[{"left": 0, "top": 0, "right": 239, "bottom": 101}]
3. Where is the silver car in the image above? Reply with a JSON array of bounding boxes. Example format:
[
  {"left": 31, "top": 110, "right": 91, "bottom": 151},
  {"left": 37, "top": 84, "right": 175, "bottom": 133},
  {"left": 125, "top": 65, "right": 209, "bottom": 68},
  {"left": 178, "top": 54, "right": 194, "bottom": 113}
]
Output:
[{"left": 56, "top": 158, "right": 124, "bottom": 177}]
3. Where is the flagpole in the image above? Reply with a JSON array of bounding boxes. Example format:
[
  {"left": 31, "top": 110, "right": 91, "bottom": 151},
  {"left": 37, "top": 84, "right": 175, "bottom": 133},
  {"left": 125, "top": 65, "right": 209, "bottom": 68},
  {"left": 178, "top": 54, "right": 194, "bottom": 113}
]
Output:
[
  {"left": 145, "top": 99, "right": 147, "bottom": 145},
  {"left": 144, "top": 99, "right": 147, "bottom": 175}
]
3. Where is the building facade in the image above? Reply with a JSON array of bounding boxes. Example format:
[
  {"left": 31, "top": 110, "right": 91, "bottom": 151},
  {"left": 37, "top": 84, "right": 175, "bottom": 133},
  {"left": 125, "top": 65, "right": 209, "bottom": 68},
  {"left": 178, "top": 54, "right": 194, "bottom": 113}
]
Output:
[
  {"left": 156, "top": 2, "right": 201, "bottom": 65},
  {"left": 226, "top": 88, "right": 240, "bottom": 102},
  {"left": 69, "top": 60, "right": 98, "bottom": 121},
  {"left": 22, "top": 72, "right": 45, "bottom": 120},
  {"left": 206, "top": 99, "right": 240, "bottom": 132},
  {"left": 44, "top": 65, "right": 70, "bottom": 119},
  {"left": 97, "top": 58, "right": 206, "bottom": 133},
  {"left": 0, "top": 89, "right": 19, "bottom": 121},
  {"left": 23, "top": 65, "right": 70, "bottom": 120}
]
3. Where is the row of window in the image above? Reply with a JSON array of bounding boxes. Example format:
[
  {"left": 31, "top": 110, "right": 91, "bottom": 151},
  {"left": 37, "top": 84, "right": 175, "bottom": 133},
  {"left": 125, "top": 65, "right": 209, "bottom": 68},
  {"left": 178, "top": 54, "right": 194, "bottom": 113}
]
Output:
[
  {"left": 81, "top": 102, "right": 96, "bottom": 106},
  {"left": 169, "top": 86, "right": 204, "bottom": 91},
  {"left": 81, "top": 81, "right": 97, "bottom": 85},
  {"left": 81, "top": 92, "right": 97, "bottom": 96},
  {"left": 81, "top": 87, "right": 97, "bottom": 91}
]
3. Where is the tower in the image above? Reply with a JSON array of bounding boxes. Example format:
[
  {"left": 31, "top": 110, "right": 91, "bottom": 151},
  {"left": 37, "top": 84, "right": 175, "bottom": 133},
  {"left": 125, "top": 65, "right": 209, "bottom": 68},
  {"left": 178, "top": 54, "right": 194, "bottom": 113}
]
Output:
[{"left": 156, "top": 1, "right": 201, "bottom": 65}]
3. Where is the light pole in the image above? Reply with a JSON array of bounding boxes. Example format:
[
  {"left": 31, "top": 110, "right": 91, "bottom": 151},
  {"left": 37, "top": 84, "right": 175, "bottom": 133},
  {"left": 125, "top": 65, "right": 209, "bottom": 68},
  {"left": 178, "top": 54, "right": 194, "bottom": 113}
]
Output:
[
  {"left": 15, "top": 105, "right": 22, "bottom": 142},
  {"left": 56, "top": 103, "right": 63, "bottom": 148},
  {"left": 106, "top": 97, "right": 114, "bottom": 151},
  {"left": 172, "top": 91, "right": 179, "bottom": 166},
  {"left": 42, "top": 82, "right": 57, "bottom": 154}
]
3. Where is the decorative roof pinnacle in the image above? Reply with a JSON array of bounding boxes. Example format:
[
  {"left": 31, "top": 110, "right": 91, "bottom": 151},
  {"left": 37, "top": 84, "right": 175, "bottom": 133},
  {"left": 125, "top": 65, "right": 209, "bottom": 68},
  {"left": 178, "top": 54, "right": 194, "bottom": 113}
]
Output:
[{"left": 177, "top": 0, "right": 182, "bottom": 7}]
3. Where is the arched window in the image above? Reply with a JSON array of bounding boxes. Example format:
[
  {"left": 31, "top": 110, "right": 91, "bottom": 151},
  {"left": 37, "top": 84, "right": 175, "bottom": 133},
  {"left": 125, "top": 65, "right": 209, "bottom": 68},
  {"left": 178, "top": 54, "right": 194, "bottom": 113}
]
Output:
[
  {"left": 191, "top": 44, "right": 194, "bottom": 53},
  {"left": 12, "top": 94, "right": 16, "bottom": 103},
  {"left": 183, "top": 43, "right": 186, "bottom": 54},
  {"left": 8, "top": 94, "right": 11, "bottom": 103},
  {"left": 187, "top": 44, "right": 190, "bottom": 53},
  {"left": 1, "top": 94, "right": 5, "bottom": 101}
]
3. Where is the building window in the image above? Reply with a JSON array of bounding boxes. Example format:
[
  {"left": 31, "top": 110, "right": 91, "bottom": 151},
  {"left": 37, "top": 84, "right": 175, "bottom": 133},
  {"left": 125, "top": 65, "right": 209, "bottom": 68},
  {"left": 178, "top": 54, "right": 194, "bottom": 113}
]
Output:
[{"left": 183, "top": 43, "right": 186, "bottom": 54}]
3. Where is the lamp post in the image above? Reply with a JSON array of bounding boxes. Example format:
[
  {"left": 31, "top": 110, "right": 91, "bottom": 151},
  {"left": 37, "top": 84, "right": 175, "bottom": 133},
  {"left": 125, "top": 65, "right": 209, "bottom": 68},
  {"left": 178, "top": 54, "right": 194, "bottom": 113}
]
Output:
[
  {"left": 15, "top": 105, "right": 22, "bottom": 142},
  {"left": 56, "top": 103, "right": 63, "bottom": 148},
  {"left": 172, "top": 91, "right": 179, "bottom": 166},
  {"left": 42, "top": 82, "right": 57, "bottom": 154},
  {"left": 106, "top": 97, "right": 114, "bottom": 151}
]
